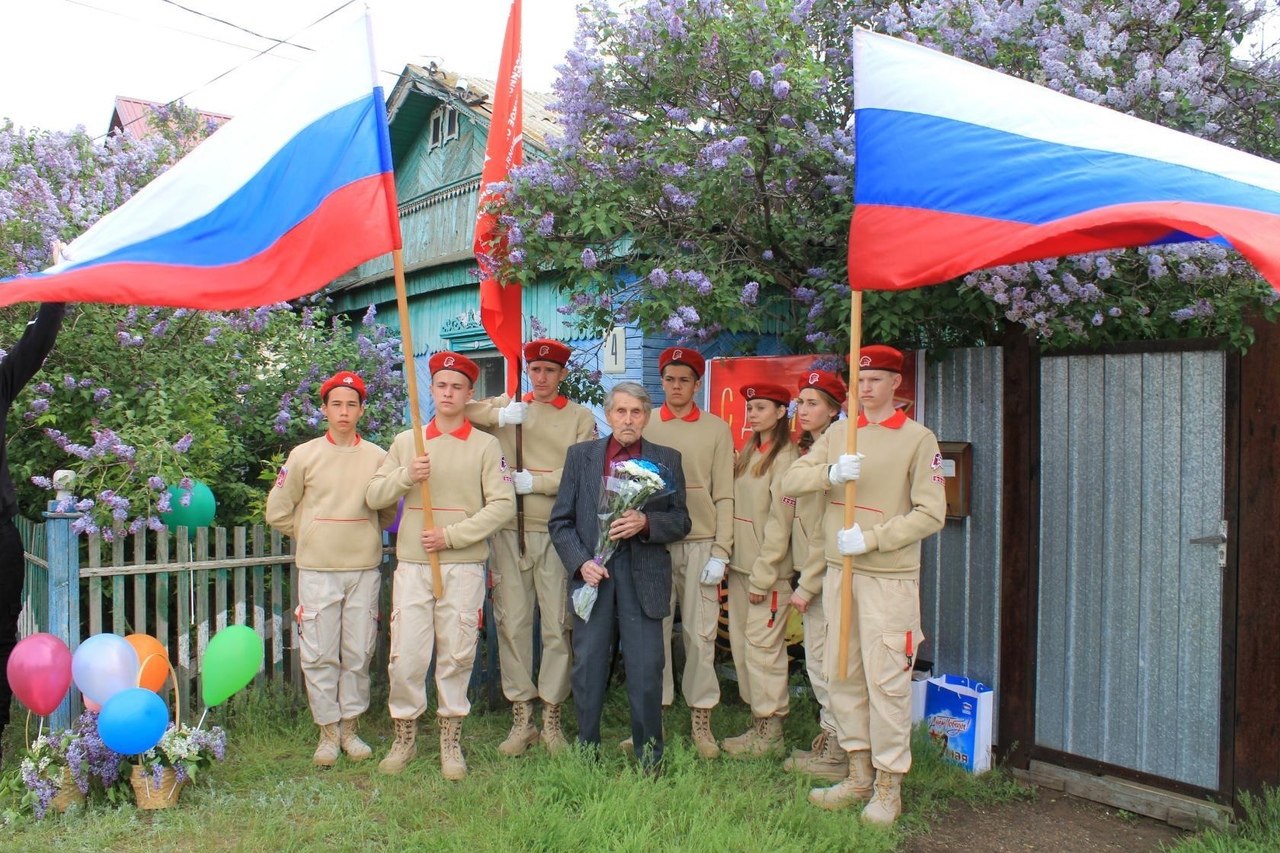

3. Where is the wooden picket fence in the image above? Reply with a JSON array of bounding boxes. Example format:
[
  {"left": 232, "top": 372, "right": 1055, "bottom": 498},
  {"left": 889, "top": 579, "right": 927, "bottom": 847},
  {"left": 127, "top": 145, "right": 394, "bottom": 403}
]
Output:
[{"left": 18, "top": 517, "right": 503, "bottom": 729}]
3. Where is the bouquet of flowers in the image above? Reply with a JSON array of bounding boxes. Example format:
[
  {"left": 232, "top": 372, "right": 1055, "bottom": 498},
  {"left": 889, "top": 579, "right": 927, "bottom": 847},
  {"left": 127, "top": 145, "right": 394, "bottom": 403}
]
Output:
[
  {"left": 572, "top": 458, "right": 673, "bottom": 621},
  {"left": 139, "top": 723, "right": 227, "bottom": 788},
  {"left": 2, "top": 710, "right": 126, "bottom": 820}
]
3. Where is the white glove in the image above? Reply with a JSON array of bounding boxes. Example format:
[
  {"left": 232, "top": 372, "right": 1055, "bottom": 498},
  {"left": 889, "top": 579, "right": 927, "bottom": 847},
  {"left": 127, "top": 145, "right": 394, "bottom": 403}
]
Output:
[
  {"left": 699, "top": 557, "right": 727, "bottom": 585},
  {"left": 837, "top": 524, "right": 868, "bottom": 556},
  {"left": 512, "top": 469, "right": 534, "bottom": 495},
  {"left": 497, "top": 400, "right": 529, "bottom": 426},
  {"left": 827, "top": 453, "right": 863, "bottom": 486}
]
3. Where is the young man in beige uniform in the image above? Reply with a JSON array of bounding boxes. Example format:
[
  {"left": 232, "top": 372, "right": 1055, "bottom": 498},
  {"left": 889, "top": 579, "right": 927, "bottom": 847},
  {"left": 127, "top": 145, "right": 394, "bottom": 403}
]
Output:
[
  {"left": 466, "top": 339, "right": 597, "bottom": 756},
  {"left": 642, "top": 346, "right": 734, "bottom": 758},
  {"left": 367, "top": 352, "right": 515, "bottom": 781},
  {"left": 781, "top": 346, "right": 946, "bottom": 825},
  {"left": 266, "top": 371, "right": 396, "bottom": 767}
]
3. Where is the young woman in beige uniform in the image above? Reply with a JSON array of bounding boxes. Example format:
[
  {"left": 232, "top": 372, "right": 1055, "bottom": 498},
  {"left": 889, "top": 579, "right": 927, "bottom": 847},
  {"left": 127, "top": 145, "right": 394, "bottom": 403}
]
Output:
[
  {"left": 723, "top": 383, "right": 799, "bottom": 755},
  {"left": 781, "top": 370, "right": 848, "bottom": 780}
]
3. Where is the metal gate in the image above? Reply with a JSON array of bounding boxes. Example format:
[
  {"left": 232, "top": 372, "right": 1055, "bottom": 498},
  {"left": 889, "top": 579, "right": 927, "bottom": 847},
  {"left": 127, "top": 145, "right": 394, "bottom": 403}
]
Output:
[{"left": 1035, "top": 350, "right": 1225, "bottom": 790}]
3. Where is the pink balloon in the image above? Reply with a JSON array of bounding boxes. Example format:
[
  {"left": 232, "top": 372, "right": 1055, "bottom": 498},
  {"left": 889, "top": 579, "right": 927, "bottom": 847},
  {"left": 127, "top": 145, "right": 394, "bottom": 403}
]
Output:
[
  {"left": 6, "top": 633, "right": 73, "bottom": 716},
  {"left": 84, "top": 696, "right": 102, "bottom": 712}
]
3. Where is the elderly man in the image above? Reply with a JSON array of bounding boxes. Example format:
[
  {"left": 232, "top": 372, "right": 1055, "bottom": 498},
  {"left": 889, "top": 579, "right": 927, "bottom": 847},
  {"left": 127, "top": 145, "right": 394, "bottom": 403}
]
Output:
[{"left": 549, "top": 382, "right": 690, "bottom": 771}]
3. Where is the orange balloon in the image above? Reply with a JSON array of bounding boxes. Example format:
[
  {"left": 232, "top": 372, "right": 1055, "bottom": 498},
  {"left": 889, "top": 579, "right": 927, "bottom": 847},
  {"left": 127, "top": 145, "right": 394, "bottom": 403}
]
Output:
[
  {"left": 125, "top": 634, "right": 170, "bottom": 693},
  {"left": 84, "top": 696, "right": 101, "bottom": 712}
]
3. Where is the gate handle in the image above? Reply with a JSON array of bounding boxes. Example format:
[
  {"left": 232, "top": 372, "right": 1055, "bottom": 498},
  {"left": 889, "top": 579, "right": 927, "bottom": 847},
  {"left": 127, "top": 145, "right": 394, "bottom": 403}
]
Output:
[{"left": 1189, "top": 533, "right": 1227, "bottom": 544}]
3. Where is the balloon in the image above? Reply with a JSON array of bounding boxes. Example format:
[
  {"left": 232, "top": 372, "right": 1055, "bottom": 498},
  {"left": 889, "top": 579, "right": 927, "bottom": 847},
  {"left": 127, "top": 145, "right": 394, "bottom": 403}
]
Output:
[
  {"left": 72, "top": 633, "right": 140, "bottom": 705},
  {"left": 160, "top": 480, "right": 217, "bottom": 530},
  {"left": 201, "top": 625, "right": 264, "bottom": 707},
  {"left": 84, "top": 696, "right": 101, "bottom": 712},
  {"left": 97, "top": 688, "right": 168, "bottom": 755},
  {"left": 125, "top": 634, "right": 170, "bottom": 693},
  {"left": 6, "top": 633, "right": 72, "bottom": 716}
]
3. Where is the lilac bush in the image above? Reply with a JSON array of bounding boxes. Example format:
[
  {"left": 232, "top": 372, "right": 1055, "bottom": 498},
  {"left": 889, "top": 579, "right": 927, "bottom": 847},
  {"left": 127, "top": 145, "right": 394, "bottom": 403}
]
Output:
[{"left": 494, "top": 0, "right": 1280, "bottom": 352}]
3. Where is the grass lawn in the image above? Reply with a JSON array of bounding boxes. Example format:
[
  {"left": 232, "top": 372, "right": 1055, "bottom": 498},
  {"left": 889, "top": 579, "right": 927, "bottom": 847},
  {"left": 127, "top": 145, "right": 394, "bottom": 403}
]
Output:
[{"left": 0, "top": 680, "right": 1035, "bottom": 852}]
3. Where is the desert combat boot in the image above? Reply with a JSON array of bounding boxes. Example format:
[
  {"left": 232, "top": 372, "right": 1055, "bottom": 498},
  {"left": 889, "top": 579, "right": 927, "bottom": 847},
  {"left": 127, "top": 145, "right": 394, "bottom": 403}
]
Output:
[
  {"left": 498, "top": 700, "right": 540, "bottom": 757},
  {"left": 782, "top": 725, "right": 849, "bottom": 782},
  {"left": 378, "top": 718, "right": 418, "bottom": 775},
  {"left": 339, "top": 717, "right": 373, "bottom": 761},
  {"left": 313, "top": 723, "right": 340, "bottom": 767},
  {"left": 808, "top": 749, "right": 874, "bottom": 809}
]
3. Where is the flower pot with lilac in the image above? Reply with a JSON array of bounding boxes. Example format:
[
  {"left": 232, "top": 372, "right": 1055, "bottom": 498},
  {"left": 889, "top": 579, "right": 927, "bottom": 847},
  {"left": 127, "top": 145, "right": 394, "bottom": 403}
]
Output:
[
  {"left": 131, "top": 723, "right": 227, "bottom": 809},
  {"left": 0, "top": 710, "right": 127, "bottom": 820}
]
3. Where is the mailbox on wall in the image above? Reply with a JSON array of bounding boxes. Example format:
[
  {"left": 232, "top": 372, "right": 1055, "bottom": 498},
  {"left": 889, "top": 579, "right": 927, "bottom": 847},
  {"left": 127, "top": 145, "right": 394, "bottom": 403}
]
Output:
[{"left": 937, "top": 441, "right": 972, "bottom": 519}]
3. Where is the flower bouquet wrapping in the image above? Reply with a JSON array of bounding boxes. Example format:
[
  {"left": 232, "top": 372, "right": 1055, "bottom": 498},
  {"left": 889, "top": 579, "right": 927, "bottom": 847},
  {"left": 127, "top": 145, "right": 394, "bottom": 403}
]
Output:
[{"left": 572, "top": 458, "right": 674, "bottom": 621}]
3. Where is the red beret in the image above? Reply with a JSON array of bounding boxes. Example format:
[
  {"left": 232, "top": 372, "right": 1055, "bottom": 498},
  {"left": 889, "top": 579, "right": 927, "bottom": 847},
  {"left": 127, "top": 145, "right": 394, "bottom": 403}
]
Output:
[
  {"left": 524, "top": 338, "right": 571, "bottom": 367},
  {"left": 797, "top": 369, "right": 846, "bottom": 402},
  {"left": 858, "top": 345, "right": 904, "bottom": 373},
  {"left": 429, "top": 351, "right": 479, "bottom": 384},
  {"left": 740, "top": 382, "right": 791, "bottom": 407},
  {"left": 659, "top": 346, "right": 705, "bottom": 379},
  {"left": 320, "top": 371, "right": 366, "bottom": 403}
]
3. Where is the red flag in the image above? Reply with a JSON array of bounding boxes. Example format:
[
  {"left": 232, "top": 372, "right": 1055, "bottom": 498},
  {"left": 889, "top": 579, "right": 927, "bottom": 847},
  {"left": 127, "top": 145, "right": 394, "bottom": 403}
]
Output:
[{"left": 476, "top": 0, "right": 524, "bottom": 396}]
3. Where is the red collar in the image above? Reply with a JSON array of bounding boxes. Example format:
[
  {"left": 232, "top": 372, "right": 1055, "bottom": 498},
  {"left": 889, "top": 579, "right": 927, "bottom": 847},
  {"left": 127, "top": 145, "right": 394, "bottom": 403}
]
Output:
[
  {"left": 659, "top": 403, "right": 701, "bottom": 422},
  {"left": 325, "top": 432, "right": 362, "bottom": 446},
  {"left": 856, "top": 409, "right": 908, "bottom": 430},
  {"left": 425, "top": 418, "right": 473, "bottom": 440},
  {"left": 523, "top": 392, "right": 569, "bottom": 409}
]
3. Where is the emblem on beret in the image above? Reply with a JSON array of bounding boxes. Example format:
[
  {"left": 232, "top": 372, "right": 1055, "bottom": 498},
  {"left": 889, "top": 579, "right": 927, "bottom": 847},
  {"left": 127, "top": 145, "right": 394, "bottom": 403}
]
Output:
[
  {"left": 342, "top": 376, "right": 354, "bottom": 385},
  {"left": 444, "top": 356, "right": 456, "bottom": 367},
  {"left": 673, "top": 348, "right": 683, "bottom": 360},
  {"left": 859, "top": 356, "right": 872, "bottom": 368},
  {"left": 539, "top": 345, "right": 550, "bottom": 356},
  {"left": 746, "top": 386, "right": 756, "bottom": 397},
  {"left": 808, "top": 372, "right": 820, "bottom": 384}
]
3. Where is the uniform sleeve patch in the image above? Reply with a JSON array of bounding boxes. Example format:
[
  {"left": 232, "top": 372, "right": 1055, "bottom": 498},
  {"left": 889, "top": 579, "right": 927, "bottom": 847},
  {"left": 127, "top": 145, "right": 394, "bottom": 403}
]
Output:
[
  {"left": 932, "top": 474, "right": 946, "bottom": 485},
  {"left": 275, "top": 468, "right": 288, "bottom": 488},
  {"left": 931, "top": 452, "right": 944, "bottom": 470},
  {"left": 782, "top": 495, "right": 797, "bottom": 507}
]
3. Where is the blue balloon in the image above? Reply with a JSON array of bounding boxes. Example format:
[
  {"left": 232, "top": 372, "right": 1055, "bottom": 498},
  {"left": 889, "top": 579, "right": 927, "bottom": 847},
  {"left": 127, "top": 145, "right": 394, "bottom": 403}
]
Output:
[
  {"left": 98, "top": 688, "right": 169, "bottom": 755},
  {"left": 72, "top": 633, "right": 140, "bottom": 705}
]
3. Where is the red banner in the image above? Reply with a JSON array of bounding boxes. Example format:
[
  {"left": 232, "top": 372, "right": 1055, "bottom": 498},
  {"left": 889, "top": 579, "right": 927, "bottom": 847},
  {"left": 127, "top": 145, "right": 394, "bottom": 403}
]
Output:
[
  {"left": 708, "top": 353, "right": 920, "bottom": 450},
  {"left": 476, "top": 0, "right": 524, "bottom": 395}
]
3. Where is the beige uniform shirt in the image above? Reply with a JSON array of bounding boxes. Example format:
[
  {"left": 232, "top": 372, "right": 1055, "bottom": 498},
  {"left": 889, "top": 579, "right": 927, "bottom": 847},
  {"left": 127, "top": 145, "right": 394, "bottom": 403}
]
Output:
[
  {"left": 366, "top": 419, "right": 516, "bottom": 564},
  {"left": 466, "top": 393, "right": 597, "bottom": 532},
  {"left": 730, "top": 441, "right": 800, "bottom": 596},
  {"left": 781, "top": 411, "right": 946, "bottom": 579},
  {"left": 265, "top": 434, "right": 393, "bottom": 571},
  {"left": 643, "top": 404, "right": 734, "bottom": 561}
]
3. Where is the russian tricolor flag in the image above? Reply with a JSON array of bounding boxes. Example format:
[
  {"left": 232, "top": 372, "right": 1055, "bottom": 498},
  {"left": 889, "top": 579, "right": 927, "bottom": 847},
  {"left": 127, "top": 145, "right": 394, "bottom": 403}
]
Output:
[
  {"left": 849, "top": 29, "right": 1280, "bottom": 292},
  {"left": 0, "top": 15, "right": 400, "bottom": 310}
]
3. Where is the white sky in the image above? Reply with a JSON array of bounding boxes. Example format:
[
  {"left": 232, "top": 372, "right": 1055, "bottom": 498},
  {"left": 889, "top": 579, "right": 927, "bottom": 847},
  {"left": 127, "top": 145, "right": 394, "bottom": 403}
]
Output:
[{"left": 0, "top": 0, "right": 581, "bottom": 134}]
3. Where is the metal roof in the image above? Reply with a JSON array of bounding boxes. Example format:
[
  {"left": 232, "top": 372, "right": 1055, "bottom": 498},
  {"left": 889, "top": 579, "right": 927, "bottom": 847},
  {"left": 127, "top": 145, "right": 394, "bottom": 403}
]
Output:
[
  {"left": 108, "top": 96, "right": 232, "bottom": 142},
  {"left": 384, "top": 62, "right": 557, "bottom": 167}
]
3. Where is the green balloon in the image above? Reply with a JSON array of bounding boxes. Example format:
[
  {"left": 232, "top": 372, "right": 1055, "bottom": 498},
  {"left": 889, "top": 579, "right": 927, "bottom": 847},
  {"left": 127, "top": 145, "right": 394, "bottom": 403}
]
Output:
[
  {"left": 201, "top": 625, "right": 264, "bottom": 707},
  {"left": 161, "top": 480, "right": 217, "bottom": 529}
]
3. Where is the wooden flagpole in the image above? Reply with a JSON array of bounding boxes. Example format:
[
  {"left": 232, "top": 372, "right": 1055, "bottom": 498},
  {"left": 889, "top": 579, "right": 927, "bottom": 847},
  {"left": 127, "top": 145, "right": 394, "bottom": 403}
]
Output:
[
  {"left": 837, "top": 290, "right": 863, "bottom": 680},
  {"left": 393, "top": 248, "right": 444, "bottom": 598}
]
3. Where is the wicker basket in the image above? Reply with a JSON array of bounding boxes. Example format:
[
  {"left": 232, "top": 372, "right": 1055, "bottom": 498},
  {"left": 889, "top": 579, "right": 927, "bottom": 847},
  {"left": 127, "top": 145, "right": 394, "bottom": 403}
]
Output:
[
  {"left": 51, "top": 767, "right": 85, "bottom": 813},
  {"left": 130, "top": 764, "right": 184, "bottom": 810}
]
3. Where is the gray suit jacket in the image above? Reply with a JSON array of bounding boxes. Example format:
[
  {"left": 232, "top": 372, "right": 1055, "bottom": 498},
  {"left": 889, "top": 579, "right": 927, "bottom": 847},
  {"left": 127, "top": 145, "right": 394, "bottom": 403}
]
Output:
[{"left": 549, "top": 437, "right": 690, "bottom": 619}]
